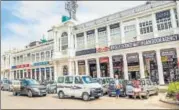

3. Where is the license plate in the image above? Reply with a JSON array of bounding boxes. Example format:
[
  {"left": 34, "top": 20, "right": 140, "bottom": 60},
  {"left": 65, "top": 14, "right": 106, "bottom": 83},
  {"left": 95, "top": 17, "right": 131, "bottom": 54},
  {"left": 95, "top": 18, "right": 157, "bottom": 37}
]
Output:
[
  {"left": 41, "top": 90, "right": 46, "bottom": 92},
  {"left": 112, "top": 92, "right": 116, "bottom": 94},
  {"left": 98, "top": 93, "right": 102, "bottom": 96}
]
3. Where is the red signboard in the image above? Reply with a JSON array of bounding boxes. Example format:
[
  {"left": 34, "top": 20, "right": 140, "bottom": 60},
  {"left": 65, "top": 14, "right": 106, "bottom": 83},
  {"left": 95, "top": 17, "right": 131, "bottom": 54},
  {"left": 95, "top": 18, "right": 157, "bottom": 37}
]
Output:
[
  {"left": 16, "top": 64, "right": 30, "bottom": 69},
  {"left": 99, "top": 57, "right": 109, "bottom": 63},
  {"left": 96, "top": 47, "right": 109, "bottom": 53}
]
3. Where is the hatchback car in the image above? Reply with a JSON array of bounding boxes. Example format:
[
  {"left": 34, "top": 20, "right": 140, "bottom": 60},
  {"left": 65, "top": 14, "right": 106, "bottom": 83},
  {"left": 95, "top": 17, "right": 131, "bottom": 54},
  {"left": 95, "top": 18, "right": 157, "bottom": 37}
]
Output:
[
  {"left": 13, "top": 79, "right": 47, "bottom": 97},
  {"left": 126, "top": 79, "right": 158, "bottom": 99},
  {"left": 1, "top": 79, "right": 11, "bottom": 91}
]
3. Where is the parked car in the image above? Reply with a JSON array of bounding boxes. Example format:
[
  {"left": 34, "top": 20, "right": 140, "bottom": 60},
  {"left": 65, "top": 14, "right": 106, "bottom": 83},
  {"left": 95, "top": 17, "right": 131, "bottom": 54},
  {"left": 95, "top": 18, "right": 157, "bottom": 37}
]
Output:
[
  {"left": 57, "top": 75, "right": 103, "bottom": 101},
  {"left": 46, "top": 81, "right": 57, "bottom": 94},
  {"left": 126, "top": 78, "right": 159, "bottom": 99},
  {"left": 13, "top": 79, "right": 47, "bottom": 97},
  {"left": 93, "top": 77, "right": 113, "bottom": 95},
  {"left": 1, "top": 79, "right": 11, "bottom": 91},
  {"left": 108, "top": 79, "right": 128, "bottom": 97}
]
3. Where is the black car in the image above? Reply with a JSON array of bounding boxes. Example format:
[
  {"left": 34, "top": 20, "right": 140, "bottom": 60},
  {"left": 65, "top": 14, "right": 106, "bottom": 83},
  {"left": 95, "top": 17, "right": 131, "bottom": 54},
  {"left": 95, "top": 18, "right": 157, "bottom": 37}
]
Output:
[{"left": 13, "top": 79, "right": 47, "bottom": 97}]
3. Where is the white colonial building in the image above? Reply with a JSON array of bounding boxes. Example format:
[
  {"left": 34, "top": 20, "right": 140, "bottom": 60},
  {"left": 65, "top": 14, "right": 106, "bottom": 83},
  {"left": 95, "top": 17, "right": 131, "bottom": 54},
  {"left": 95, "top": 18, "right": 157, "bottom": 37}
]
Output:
[{"left": 1, "top": 1, "right": 179, "bottom": 85}]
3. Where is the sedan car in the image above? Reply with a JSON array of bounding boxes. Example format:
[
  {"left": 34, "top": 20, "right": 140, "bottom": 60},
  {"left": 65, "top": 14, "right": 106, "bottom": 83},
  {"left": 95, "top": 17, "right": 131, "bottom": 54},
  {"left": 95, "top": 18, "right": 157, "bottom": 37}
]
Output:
[
  {"left": 126, "top": 79, "right": 159, "bottom": 99},
  {"left": 13, "top": 79, "right": 47, "bottom": 97}
]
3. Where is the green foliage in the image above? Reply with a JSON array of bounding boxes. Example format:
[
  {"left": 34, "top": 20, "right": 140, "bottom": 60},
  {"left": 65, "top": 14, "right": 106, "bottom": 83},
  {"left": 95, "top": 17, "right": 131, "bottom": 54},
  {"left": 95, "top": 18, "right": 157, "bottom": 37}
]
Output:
[{"left": 167, "top": 81, "right": 179, "bottom": 98}]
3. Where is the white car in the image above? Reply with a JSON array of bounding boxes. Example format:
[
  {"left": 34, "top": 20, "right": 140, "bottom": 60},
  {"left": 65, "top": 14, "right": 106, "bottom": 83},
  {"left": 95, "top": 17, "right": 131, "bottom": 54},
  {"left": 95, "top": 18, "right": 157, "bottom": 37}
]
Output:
[{"left": 57, "top": 75, "right": 103, "bottom": 101}]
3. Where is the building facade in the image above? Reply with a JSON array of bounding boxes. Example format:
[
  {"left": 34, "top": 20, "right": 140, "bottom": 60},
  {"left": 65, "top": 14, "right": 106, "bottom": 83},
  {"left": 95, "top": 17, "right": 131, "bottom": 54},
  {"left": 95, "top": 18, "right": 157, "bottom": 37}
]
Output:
[{"left": 1, "top": 1, "right": 179, "bottom": 85}]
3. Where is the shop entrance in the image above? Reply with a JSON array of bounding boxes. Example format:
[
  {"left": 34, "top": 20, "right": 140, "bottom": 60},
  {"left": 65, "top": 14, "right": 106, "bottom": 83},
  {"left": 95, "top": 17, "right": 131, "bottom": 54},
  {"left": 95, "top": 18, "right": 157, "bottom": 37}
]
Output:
[
  {"left": 78, "top": 61, "right": 86, "bottom": 75},
  {"left": 127, "top": 53, "right": 140, "bottom": 80},
  {"left": 112, "top": 55, "right": 123, "bottom": 79},
  {"left": 99, "top": 57, "right": 109, "bottom": 77},
  {"left": 161, "top": 49, "right": 178, "bottom": 84},
  {"left": 88, "top": 59, "right": 97, "bottom": 78}
]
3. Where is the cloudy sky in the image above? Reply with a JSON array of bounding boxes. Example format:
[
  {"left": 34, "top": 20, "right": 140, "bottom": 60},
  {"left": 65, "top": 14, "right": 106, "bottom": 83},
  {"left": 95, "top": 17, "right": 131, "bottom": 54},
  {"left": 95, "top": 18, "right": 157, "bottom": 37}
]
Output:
[{"left": 1, "top": 1, "right": 146, "bottom": 55}]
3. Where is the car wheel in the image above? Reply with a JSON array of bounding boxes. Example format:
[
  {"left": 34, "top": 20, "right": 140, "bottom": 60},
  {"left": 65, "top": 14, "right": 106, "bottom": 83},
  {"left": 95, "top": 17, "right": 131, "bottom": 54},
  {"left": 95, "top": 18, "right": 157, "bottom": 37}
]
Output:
[
  {"left": 58, "top": 91, "right": 64, "bottom": 99},
  {"left": 43, "top": 94, "right": 47, "bottom": 96},
  {"left": 95, "top": 96, "right": 99, "bottom": 99},
  {"left": 27, "top": 90, "right": 33, "bottom": 98},
  {"left": 82, "top": 92, "right": 89, "bottom": 101},
  {"left": 13, "top": 91, "right": 17, "bottom": 96},
  {"left": 128, "top": 95, "right": 132, "bottom": 98},
  {"left": 108, "top": 94, "right": 111, "bottom": 97},
  {"left": 145, "top": 92, "right": 149, "bottom": 99}
]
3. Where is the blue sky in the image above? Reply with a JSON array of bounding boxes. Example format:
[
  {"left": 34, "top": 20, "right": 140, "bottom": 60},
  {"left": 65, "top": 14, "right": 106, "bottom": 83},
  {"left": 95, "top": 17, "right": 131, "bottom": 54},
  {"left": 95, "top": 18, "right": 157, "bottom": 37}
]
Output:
[{"left": 1, "top": 1, "right": 145, "bottom": 55}]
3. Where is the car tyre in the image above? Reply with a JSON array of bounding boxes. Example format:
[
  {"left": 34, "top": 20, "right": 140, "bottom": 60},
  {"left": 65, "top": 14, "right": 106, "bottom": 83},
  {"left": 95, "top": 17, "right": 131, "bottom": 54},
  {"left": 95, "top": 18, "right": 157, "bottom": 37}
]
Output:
[
  {"left": 108, "top": 94, "right": 111, "bottom": 97},
  {"left": 95, "top": 96, "right": 99, "bottom": 99},
  {"left": 43, "top": 94, "right": 47, "bottom": 96},
  {"left": 82, "top": 92, "right": 90, "bottom": 101},
  {"left": 128, "top": 95, "right": 133, "bottom": 98},
  {"left": 13, "top": 91, "right": 18, "bottom": 96},
  {"left": 27, "top": 90, "right": 33, "bottom": 98},
  {"left": 58, "top": 91, "right": 64, "bottom": 99}
]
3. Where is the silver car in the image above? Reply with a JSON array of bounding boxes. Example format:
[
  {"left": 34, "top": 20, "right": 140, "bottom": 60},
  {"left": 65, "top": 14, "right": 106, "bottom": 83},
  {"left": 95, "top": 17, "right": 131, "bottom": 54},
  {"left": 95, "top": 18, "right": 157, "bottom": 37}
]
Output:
[
  {"left": 1, "top": 79, "right": 12, "bottom": 91},
  {"left": 126, "top": 79, "right": 159, "bottom": 99}
]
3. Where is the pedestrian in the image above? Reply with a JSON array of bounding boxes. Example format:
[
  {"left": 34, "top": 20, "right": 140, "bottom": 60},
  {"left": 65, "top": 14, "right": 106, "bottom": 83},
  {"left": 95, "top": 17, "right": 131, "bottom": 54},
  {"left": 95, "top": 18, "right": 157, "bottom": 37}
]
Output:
[
  {"left": 115, "top": 74, "right": 120, "bottom": 98},
  {"left": 133, "top": 79, "right": 142, "bottom": 99}
]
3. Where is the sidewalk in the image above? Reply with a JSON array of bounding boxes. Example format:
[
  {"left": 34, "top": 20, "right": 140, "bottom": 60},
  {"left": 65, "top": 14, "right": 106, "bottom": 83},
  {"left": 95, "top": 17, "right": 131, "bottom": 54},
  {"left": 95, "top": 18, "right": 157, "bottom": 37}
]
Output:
[{"left": 160, "top": 93, "right": 179, "bottom": 105}]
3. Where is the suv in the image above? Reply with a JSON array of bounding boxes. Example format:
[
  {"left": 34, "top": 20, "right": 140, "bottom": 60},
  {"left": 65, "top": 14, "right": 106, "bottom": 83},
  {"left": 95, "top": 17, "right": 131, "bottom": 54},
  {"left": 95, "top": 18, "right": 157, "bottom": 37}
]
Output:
[
  {"left": 13, "top": 79, "right": 47, "bottom": 97},
  {"left": 57, "top": 75, "right": 103, "bottom": 101},
  {"left": 126, "top": 79, "right": 158, "bottom": 99}
]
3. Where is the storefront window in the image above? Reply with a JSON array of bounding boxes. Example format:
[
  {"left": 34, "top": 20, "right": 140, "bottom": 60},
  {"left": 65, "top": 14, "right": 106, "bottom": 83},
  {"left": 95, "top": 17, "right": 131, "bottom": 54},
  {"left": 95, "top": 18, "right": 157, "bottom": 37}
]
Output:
[
  {"left": 143, "top": 51, "right": 159, "bottom": 84},
  {"left": 76, "top": 33, "right": 85, "bottom": 50},
  {"left": 86, "top": 30, "right": 95, "bottom": 49},
  {"left": 24, "top": 71, "right": 27, "bottom": 78},
  {"left": 46, "top": 67, "right": 50, "bottom": 81},
  {"left": 41, "top": 68, "right": 45, "bottom": 82},
  {"left": 41, "top": 52, "right": 45, "bottom": 61},
  {"left": 99, "top": 57, "right": 110, "bottom": 77},
  {"left": 61, "top": 32, "right": 68, "bottom": 50},
  {"left": 156, "top": 10, "right": 172, "bottom": 31},
  {"left": 78, "top": 61, "right": 86, "bottom": 75},
  {"left": 161, "top": 48, "right": 178, "bottom": 84},
  {"left": 36, "top": 68, "right": 39, "bottom": 81},
  {"left": 20, "top": 70, "right": 23, "bottom": 79},
  {"left": 17, "top": 70, "right": 19, "bottom": 79},
  {"left": 63, "top": 65, "right": 68, "bottom": 76},
  {"left": 14, "top": 71, "right": 16, "bottom": 79},
  {"left": 112, "top": 55, "right": 123, "bottom": 79},
  {"left": 98, "top": 27, "right": 108, "bottom": 48},
  {"left": 127, "top": 53, "right": 140, "bottom": 80},
  {"left": 51, "top": 67, "right": 54, "bottom": 80},
  {"left": 110, "top": 23, "right": 121, "bottom": 45},
  {"left": 28, "top": 69, "right": 31, "bottom": 79},
  {"left": 88, "top": 59, "right": 97, "bottom": 78},
  {"left": 32, "top": 69, "right": 35, "bottom": 79}
]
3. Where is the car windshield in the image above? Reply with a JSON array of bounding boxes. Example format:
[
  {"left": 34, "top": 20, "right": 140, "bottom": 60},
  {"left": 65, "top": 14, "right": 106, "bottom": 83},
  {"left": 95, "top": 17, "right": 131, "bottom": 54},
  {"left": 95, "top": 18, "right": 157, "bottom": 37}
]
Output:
[
  {"left": 26, "top": 80, "right": 39, "bottom": 85},
  {"left": 82, "top": 76, "right": 94, "bottom": 84}
]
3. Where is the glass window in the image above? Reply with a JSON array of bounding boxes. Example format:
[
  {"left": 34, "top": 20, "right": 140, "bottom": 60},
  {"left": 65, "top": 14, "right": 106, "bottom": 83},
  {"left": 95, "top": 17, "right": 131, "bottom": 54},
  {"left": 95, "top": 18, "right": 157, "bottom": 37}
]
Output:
[
  {"left": 51, "top": 50, "right": 53, "bottom": 58},
  {"left": 61, "top": 32, "right": 68, "bottom": 50},
  {"left": 41, "top": 52, "right": 44, "bottom": 61},
  {"left": 82, "top": 76, "right": 94, "bottom": 84},
  {"left": 75, "top": 76, "right": 83, "bottom": 84},
  {"left": 58, "top": 77, "right": 64, "bottom": 83},
  {"left": 139, "top": 20, "right": 153, "bottom": 35},
  {"left": 32, "top": 54, "right": 35, "bottom": 62},
  {"left": 110, "top": 24, "right": 121, "bottom": 44},
  {"left": 124, "top": 24, "right": 136, "bottom": 42},
  {"left": 76, "top": 35, "right": 85, "bottom": 50},
  {"left": 174, "top": 8, "right": 179, "bottom": 27},
  {"left": 36, "top": 53, "right": 40, "bottom": 62},
  {"left": 87, "top": 33, "right": 95, "bottom": 49},
  {"left": 46, "top": 51, "right": 50, "bottom": 60},
  {"left": 98, "top": 30, "right": 108, "bottom": 47},
  {"left": 65, "top": 76, "right": 73, "bottom": 84}
]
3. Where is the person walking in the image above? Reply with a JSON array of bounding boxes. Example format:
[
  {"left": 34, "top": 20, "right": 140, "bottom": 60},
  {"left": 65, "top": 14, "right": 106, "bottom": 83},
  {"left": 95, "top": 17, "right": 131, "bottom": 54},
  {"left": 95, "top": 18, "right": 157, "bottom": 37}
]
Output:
[
  {"left": 133, "top": 79, "right": 142, "bottom": 99},
  {"left": 114, "top": 74, "right": 120, "bottom": 98}
]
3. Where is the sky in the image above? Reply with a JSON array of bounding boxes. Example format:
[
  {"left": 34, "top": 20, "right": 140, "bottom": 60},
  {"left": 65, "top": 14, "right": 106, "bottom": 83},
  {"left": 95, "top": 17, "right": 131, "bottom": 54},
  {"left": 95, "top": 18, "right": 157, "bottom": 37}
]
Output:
[{"left": 1, "top": 1, "right": 146, "bottom": 55}]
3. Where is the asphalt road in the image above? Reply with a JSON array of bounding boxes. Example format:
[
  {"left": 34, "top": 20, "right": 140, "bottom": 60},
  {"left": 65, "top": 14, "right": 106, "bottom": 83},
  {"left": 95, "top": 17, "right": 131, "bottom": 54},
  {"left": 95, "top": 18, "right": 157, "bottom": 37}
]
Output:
[{"left": 1, "top": 91, "right": 178, "bottom": 109}]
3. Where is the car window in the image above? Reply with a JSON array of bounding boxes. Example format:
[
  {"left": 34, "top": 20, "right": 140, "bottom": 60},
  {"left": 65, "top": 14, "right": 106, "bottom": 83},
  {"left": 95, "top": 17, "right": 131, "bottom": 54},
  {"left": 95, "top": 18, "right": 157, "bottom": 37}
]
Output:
[
  {"left": 58, "top": 77, "right": 64, "bottom": 83},
  {"left": 65, "top": 76, "right": 73, "bottom": 84},
  {"left": 21, "top": 80, "right": 27, "bottom": 86},
  {"left": 102, "top": 79, "right": 106, "bottom": 84},
  {"left": 75, "top": 77, "right": 83, "bottom": 84}
]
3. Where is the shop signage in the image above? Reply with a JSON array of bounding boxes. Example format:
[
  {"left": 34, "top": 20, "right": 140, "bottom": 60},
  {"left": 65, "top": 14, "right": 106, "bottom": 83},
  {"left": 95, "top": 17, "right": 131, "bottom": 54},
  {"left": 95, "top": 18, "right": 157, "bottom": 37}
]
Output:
[
  {"left": 96, "top": 47, "right": 109, "bottom": 53},
  {"left": 161, "top": 56, "right": 168, "bottom": 62},
  {"left": 78, "top": 61, "right": 85, "bottom": 65},
  {"left": 99, "top": 57, "right": 109, "bottom": 63},
  {"left": 128, "top": 65, "right": 140, "bottom": 72},
  {"left": 127, "top": 54, "right": 139, "bottom": 62},
  {"left": 161, "top": 50, "right": 175, "bottom": 56},
  {"left": 112, "top": 55, "right": 122, "bottom": 62},
  {"left": 143, "top": 52, "right": 155, "bottom": 58},
  {"left": 110, "top": 23, "right": 120, "bottom": 29},
  {"left": 110, "top": 34, "right": 179, "bottom": 51},
  {"left": 33, "top": 61, "right": 49, "bottom": 66},
  {"left": 76, "top": 48, "right": 96, "bottom": 56},
  {"left": 88, "top": 59, "right": 96, "bottom": 64},
  {"left": 76, "top": 33, "right": 84, "bottom": 37},
  {"left": 11, "top": 64, "right": 30, "bottom": 69},
  {"left": 156, "top": 10, "right": 170, "bottom": 20},
  {"left": 98, "top": 27, "right": 106, "bottom": 32},
  {"left": 87, "top": 30, "right": 95, "bottom": 35}
]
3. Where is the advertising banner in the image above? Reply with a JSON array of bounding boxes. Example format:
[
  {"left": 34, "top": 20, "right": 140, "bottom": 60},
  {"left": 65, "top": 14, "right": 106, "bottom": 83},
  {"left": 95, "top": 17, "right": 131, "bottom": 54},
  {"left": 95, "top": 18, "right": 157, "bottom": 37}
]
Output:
[{"left": 128, "top": 65, "right": 140, "bottom": 71}]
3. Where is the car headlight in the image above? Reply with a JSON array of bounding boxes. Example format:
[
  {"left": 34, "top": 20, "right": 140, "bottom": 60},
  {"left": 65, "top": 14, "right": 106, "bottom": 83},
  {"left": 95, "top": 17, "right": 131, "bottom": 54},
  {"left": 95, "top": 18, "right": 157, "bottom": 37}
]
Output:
[{"left": 33, "top": 88, "right": 40, "bottom": 92}]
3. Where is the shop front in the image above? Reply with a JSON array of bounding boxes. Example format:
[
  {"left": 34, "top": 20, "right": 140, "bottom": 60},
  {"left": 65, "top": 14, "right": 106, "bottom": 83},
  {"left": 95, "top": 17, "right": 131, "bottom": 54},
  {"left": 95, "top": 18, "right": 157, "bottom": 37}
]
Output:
[
  {"left": 14, "top": 71, "right": 16, "bottom": 79},
  {"left": 41, "top": 68, "right": 45, "bottom": 81},
  {"left": 46, "top": 67, "right": 50, "bottom": 80},
  {"left": 112, "top": 55, "right": 123, "bottom": 79},
  {"left": 78, "top": 60, "right": 86, "bottom": 75},
  {"left": 51, "top": 67, "right": 54, "bottom": 80},
  {"left": 99, "top": 57, "right": 110, "bottom": 77},
  {"left": 161, "top": 48, "right": 178, "bottom": 83},
  {"left": 127, "top": 53, "right": 140, "bottom": 80},
  {"left": 63, "top": 65, "right": 68, "bottom": 75},
  {"left": 143, "top": 51, "right": 159, "bottom": 83},
  {"left": 32, "top": 69, "right": 35, "bottom": 79},
  {"left": 20, "top": 70, "right": 23, "bottom": 79},
  {"left": 27, "top": 69, "right": 31, "bottom": 78},
  {"left": 88, "top": 59, "right": 97, "bottom": 78},
  {"left": 36, "top": 68, "right": 40, "bottom": 81}
]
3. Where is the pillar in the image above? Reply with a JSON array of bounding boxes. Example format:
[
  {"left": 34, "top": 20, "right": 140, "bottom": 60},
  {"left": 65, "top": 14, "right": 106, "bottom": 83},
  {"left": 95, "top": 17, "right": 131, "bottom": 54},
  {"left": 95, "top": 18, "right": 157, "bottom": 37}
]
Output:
[
  {"left": 107, "top": 25, "right": 111, "bottom": 47},
  {"left": 109, "top": 56, "right": 114, "bottom": 78},
  {"left": 156, "top": 49, "right": 165, "bottom": 85},
  {"left": 39, "top": 68, "right": 41, "bottom": 81},
  {"left": 44, "top": 68, "right": 47, "bottom": 80},
  {"left": 85, "top": 59, "right": 89, "bottom": 76},
  {"left": 123, "top": 54, "right": 129, "bottom": 80},
  {"left": 170, "top": 8, "right": 177, "bottom": 30},
  {"left": 95, "top": 28, "right": 99, "bottom": 48},
  {"left": 75, "top": 61, "right": 79, "bottom": 75},
  {"left": 120, "top": 22, "right": 125, "bottom": 43},
  {"left": 96, "top": 57, "right": 101, "bottom": 78},
  {"left": 152, "top": 12, "right": 158, "bottom": 38},
  {"left": 54, "top": 62, "right": 58, "bottom": 81},
  {"left": 68, "top": 61, "right": 73, "bottom": 75},
  {"left": 139, "top": 52, "right": 145, "bottom": 78},
  {"left": 49, "top": 67, "right": 52, "bottom": 80},
  {"left": 136, "top": 18, "right": 140, "bottom": 40}
]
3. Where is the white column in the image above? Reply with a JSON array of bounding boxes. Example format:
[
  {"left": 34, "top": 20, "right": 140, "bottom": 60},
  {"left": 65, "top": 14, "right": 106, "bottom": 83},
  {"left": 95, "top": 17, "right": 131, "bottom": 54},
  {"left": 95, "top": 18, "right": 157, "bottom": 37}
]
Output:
[
  {"left": 44, "top": 67, "right": 47, "bottom": 80},
  {"left": 39, "top": 68, "right": 41, "bottom": 81},
  {"left": 139, "top": 52, "right": 145, "bottom": 78},
  {"left": 31, "top": 69, "right": 33, "bottom": 79},
  {"left": 85, "top": 59, "right": 89, "bottom": 76},
  {"left": 95, "top": 29, "right": 99, "bottom": 48},
  {"left": 120, "top": 22, "right": 125, "bottom": 43},
  {"left": 54, "top": 62, "right": 58, "bottom": 81},
  {"left": 49, "top": 67, "right": 52, "bottom": 80},
  {"left": 152, "top": 12, "right": 158, "bottom": 38},
  {"left": 96, "top": 57, "right": 101, "bottom": 78},
  {"left": 107, "top": 25, "right": 111, "bottom": 47},
  {"left": 123, "top": 54, "right": 129, "bottom": 80},
  {"left": 21, "top": 70, "right": 24, "bottom": 79},
  {"left": 136, "top": 18, "right": 140, "bottom": 40},
  {"left": 34, "top": 69, "right": 37, "bottom": 80},
  {"left": 109, "top": 56, "right": 114, "bottom": 78},
  {"left": 156, "top": 49, "right": 165, "bottom": 85},
  {"left": 170, "top": 8, "right": 177, "bottom": 30},
  {"left": 84, "top": 32, "right": 87, "bottom": 49},
  {"left": 176, "top": 47, "right": 179, "bottom": 63},
  {"left": 75, "top": 61, "right": 79, "bottom": 75}
]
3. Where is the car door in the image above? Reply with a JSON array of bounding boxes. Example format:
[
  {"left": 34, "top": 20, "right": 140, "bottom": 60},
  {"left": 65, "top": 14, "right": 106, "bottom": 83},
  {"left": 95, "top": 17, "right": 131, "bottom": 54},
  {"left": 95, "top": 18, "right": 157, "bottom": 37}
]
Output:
[
  {"left": 20, "top": 80, "right": 28, "bottom": 95},
  {"left": 73, "top": 76, "right": 83, "bottom": 97},
  {"left": 145, "top": 79, "right": 152, "bottom": 94},
  {"left": 64, "top": 76, "right": 74, "bottom": 97}
]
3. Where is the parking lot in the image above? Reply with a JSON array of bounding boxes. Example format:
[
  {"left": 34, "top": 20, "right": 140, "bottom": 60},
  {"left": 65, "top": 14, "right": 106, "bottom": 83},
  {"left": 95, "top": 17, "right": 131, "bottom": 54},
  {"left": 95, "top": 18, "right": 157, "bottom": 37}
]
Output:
[{"left": 1, "top": 91, "right": 178, "bottom": 109}]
